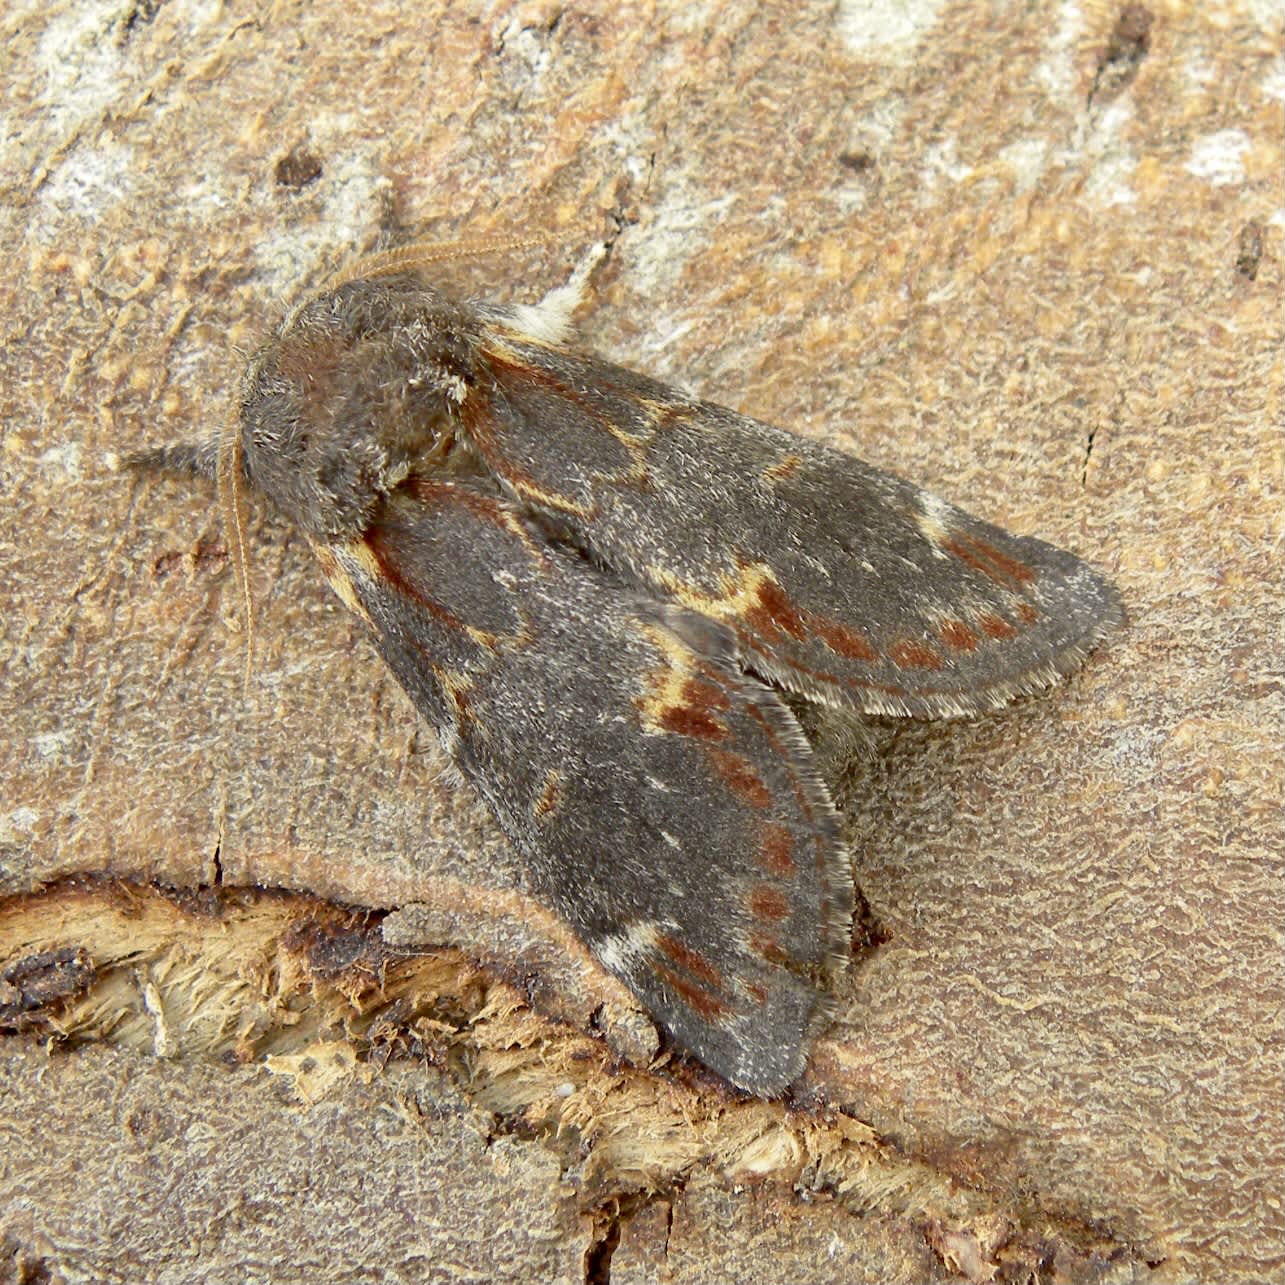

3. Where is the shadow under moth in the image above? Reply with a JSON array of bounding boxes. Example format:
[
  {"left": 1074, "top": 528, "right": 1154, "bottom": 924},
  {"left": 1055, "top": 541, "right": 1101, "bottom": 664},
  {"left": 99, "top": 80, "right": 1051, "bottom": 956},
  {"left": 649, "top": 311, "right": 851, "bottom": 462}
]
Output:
[{"left": 134, "top": 242, "right": 1122, "bottom": 1096}]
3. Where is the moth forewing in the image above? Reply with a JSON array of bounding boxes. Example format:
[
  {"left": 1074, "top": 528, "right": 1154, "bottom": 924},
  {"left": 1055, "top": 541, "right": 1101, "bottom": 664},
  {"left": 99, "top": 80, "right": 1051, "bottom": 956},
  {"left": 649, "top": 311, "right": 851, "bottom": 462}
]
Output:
[
  {"left": 465, "top": 327, "right": 1124, "bottom": 720},
  {"left": 321, "top": 482, "right": 850, "bottom": 1094}
]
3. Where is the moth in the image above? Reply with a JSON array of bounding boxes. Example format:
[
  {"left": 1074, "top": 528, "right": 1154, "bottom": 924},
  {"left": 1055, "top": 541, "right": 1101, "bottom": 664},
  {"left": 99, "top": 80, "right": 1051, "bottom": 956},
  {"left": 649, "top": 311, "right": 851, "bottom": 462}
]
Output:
[{"left": 134, "top": 244, "right": 1122, "bottom": 1096}]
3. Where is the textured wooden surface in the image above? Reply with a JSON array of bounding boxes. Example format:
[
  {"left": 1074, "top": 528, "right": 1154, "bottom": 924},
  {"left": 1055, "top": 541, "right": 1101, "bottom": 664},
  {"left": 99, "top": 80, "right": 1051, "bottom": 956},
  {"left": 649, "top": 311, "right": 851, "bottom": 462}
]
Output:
[{"left": 2, "top": 1, "right": 1281, "bottom": 1281}]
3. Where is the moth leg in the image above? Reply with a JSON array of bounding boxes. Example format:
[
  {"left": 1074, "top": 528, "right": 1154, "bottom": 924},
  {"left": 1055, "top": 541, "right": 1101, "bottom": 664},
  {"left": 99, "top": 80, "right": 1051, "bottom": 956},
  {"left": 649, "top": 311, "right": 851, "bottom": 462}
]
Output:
[{"left": 125, "top": 439, "right": 221, "bottom": 481}]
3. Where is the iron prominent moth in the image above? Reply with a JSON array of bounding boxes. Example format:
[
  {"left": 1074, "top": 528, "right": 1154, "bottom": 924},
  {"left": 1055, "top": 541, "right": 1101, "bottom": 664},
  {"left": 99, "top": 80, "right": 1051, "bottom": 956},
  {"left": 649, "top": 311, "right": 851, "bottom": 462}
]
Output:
[{"left": 135, "top": 243, "right": 1122, "bottom": 1095}]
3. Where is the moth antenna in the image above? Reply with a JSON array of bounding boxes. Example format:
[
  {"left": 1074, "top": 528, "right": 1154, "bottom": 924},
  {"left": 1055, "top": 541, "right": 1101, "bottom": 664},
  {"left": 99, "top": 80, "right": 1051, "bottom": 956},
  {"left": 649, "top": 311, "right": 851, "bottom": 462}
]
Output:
[
  {"left": 322, "top": 223, "right": 601, "bottom": 291},
  {"left": 216, "top": 421, "right": 255, "bottom": 695},
  {"left": 324, "top": 234, "right": 552, "bottom": 290}
]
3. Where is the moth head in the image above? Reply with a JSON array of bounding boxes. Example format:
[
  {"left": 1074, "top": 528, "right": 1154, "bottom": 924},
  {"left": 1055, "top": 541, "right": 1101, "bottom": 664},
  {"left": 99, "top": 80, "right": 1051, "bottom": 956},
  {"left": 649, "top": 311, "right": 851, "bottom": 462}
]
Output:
[{"left": 238, "top": 275, "right": 480, "bottom": 540}]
